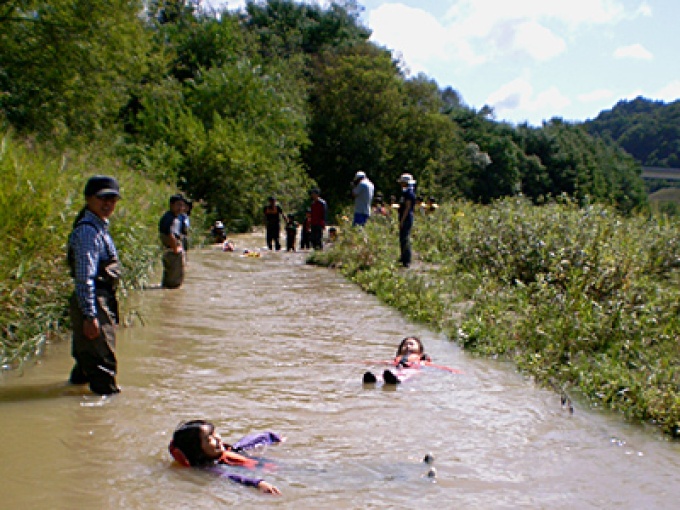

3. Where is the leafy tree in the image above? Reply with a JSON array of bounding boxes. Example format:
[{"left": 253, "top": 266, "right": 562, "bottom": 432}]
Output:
[
  {"left": 585, "top": 96, "right": 680, "bottom": 168},
  {"left": 304, "top": 43, "right": 404, "bottom": 208},
  {"left": 242, "top": 0, "right": 370, "bottom": 59},
  {"left": 0, "top": 0, "right": 154, "bottom": 140}
]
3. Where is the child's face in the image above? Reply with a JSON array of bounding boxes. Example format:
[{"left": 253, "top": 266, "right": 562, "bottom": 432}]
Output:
[
  {"left": 199, "top": 425, "right": 225, "bottom": 459},
  {"left": 402, "top": 337, "right": 421, "bottom": 354}
]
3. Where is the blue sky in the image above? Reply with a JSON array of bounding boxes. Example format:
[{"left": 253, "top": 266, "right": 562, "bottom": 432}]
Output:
[{"left": 220, "top": 0, "right": 680, "bottom": 125}]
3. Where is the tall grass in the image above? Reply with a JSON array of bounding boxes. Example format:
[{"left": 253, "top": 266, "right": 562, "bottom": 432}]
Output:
[
  {"left": 0, "top": 133, "right": 190, "bottom": 368},
  {"left": 310, "top": 198, "right": 680, "bottom": 437}
]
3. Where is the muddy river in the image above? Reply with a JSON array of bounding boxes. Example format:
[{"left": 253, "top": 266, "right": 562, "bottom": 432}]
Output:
[{"left": 1, "top": 233, "right": 679, "bottom": 509}]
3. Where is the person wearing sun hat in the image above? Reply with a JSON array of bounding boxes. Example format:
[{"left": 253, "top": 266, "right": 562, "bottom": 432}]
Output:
[
  {"left": 351, "top": 171, "right": 374, "bottom": 226},
  {"left": 397, "top": 173, "right": 416, "bottom": 268},
  {"left": 66, "top": 175, "right": 122, "bottom": 395}
]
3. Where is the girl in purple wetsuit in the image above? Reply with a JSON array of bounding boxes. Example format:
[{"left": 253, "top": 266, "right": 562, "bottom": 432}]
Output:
[{"left": 168, "top": 420, "right": 283, "bottom": 495}]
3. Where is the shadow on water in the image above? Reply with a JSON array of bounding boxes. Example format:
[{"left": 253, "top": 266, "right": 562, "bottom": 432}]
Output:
[
  {"left": 0, "top": 382, "right": 91, "bottom": 403},
  {"left": 1, "top": 233, "right": 680, "bottom": 509}
]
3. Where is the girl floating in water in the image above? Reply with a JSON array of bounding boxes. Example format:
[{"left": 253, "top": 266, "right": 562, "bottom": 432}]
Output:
[
  {"left": 168, "top": 420, "right": 283, "bottom": 495},
  {"left": 363, "top": 336, "right": 432, "bottom": 385}
]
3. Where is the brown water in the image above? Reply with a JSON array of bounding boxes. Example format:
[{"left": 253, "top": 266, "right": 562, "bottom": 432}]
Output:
[{"left": 2, "top": 232, "right": 680, "bottom": 509}]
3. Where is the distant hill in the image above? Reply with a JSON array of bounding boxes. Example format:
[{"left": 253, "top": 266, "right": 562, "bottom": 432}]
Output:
[{"left": 584, "top": 96, "right": 680, "bottom": 168}]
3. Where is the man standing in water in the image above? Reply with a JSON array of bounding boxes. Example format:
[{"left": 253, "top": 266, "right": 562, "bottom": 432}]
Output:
[
  {"left": 263, "top": 196, "right": 286, "bottom": 251},
  {"left": 351, "top": 171, "right": 374, "bottom": 227},
  {"left": 159, "top": 194, "right": 186, "bottom": 289},
  {"left": 310, "top": 188, "right": 327, "bottom": 250},
  {"left": 397, "top": 173, "right": 416, "bottom": 268},
  {"left": 67, "top": 175, "right": 122, "bottom": 395}
]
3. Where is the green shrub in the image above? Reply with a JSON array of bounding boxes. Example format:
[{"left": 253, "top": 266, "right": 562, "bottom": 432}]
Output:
[
  {"left": 310, "top": 197, "right": 680, "bottom": 437},
  {"left": 0, "top": 133, "right": 185, "bottom": 368}
]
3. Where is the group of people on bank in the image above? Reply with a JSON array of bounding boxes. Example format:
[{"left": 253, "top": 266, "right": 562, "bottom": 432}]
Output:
[
  {"left": 349, "top": 170, "right": 419, "bottom": 268},
  {"left": 262, "top": 188, "right": 327, "bottom": 252},
  {"left": 253, "top": 170, "right": 423, "bottom": 269}
]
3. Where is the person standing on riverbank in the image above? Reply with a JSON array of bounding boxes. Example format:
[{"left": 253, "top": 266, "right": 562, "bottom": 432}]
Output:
[
  {"left": 310, "top": 188, "right": 327, "bottom": 250},
  {"left": 159, "top": 194, "right": 186, "bottom": 289},
  {"left": 263, "top": 196, "right": 286, "bottom": 251},
  {"left": 351, "top": 171, "right": 374, "bottom": 227},
  {"left": 67, "top": 175, "right": 122, "bottom": 395},
  {"left": 397, "top": 173, "right": 416, "bottom": 268}
]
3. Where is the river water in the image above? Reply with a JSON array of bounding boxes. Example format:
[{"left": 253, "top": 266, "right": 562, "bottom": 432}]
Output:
[{"left": 1, "top": 233, "right": 680, "bottom": 509}]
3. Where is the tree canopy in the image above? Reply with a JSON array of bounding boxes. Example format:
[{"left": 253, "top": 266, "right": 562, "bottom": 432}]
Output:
[
  {"left": 0, "top": 0, "right": 649, "bottom": 224},
  {"left": 585, "top": 96, "right": 680, "bottom": 168}
]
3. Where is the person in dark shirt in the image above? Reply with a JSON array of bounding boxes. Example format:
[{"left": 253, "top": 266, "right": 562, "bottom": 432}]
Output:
[
  {"left": 310, "top": 188, "right": 327, "bottom": 250},
  {"left": 159, "top": 194, "right": 186, "bottom": 288},
  {"left": 285, "top": 214, "right": 298, "bottom": 252},
  {"left": 397, "top": 174, "right": 416, "bottom": 268},
  {"left": 263, "top": 196, "right": 285, "bottom": 251},
  {"left": 300, "top": 209, "right": 312, "bottom": 250}
]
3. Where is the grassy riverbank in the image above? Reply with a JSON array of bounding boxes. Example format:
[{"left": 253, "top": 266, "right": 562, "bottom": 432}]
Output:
[
  {"left": 0, "top": 134, "right": 188, "bottom": 368},
  {"left": 309, "top": 198, "right": 680, "bottom": 437}
]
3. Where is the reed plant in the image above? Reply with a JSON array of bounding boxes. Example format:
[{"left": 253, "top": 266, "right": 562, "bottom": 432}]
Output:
[
  {"left": 310, "top": 198, "right": 680, "bottom": 437},
  {"left": 0, "top": 133, "right": 191, "bottom": 369}
]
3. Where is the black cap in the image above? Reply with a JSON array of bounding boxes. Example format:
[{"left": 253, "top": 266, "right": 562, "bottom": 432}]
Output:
[{"left": 84, "top": 175, "right": 120, "bottom": 198}]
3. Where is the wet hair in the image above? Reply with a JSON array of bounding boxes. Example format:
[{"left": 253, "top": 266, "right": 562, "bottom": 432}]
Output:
[
  {"left": 395, "top": 336, "right": 425, "bottom": 357},
  {"left": 171, "top": 420, "right": 216, "bottom": 466}
]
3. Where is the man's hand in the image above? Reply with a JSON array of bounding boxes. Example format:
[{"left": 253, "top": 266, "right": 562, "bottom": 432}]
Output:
[{"left": 83, "top": 317, "right": 100, "bottom": 339}]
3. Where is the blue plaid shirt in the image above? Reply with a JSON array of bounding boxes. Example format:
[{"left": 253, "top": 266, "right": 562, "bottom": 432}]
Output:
[{"left": 69, "top": 210, "right": 118, "bottom": 318}]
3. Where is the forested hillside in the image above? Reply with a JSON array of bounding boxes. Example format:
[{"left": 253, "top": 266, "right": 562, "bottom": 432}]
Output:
[
  {"left": 1, "top": 0, "right": 647, "bottom": 225},
  {"left": 585, "top": 96, "right": 680, "bottom": 169}
]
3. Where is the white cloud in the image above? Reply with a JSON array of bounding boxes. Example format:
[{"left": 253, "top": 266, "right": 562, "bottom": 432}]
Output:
[
  {"left": 370, "top": 0, "right": 644, "bottom": 71},
  {"left": 636, "top": 1, "right": 653, "bottom": 17},
  {"left": 513, "top": 21, "right": 566, "bottom": 61},
  {"left": 206, "top": 0, "right": 245, "bottom": 11},
  {"left": 578, "top": 89, "right": 615, "bottom": 103},
  {"left": 368, "top": 4, "right": 450, "bottom": 74},
  {"left": 486, "top": 77, "right": 571, "bottom": 123},
  {"left": 655, "top": 80, "right": 680, "bottom": 102},
  {"left": 445, "top": 0, "right": 630, "bottom": 29},
  {"left": 613, "top": 43, "right": 653, "bottom": 60}
]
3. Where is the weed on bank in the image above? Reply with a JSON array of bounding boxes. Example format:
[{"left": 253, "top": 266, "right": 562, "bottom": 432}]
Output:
[
  {"left": 310, "top": 198, "right": 680, "bottom": 437},
  {"left": 0, "top": 134, "right": 185, "bottom": 368}
]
